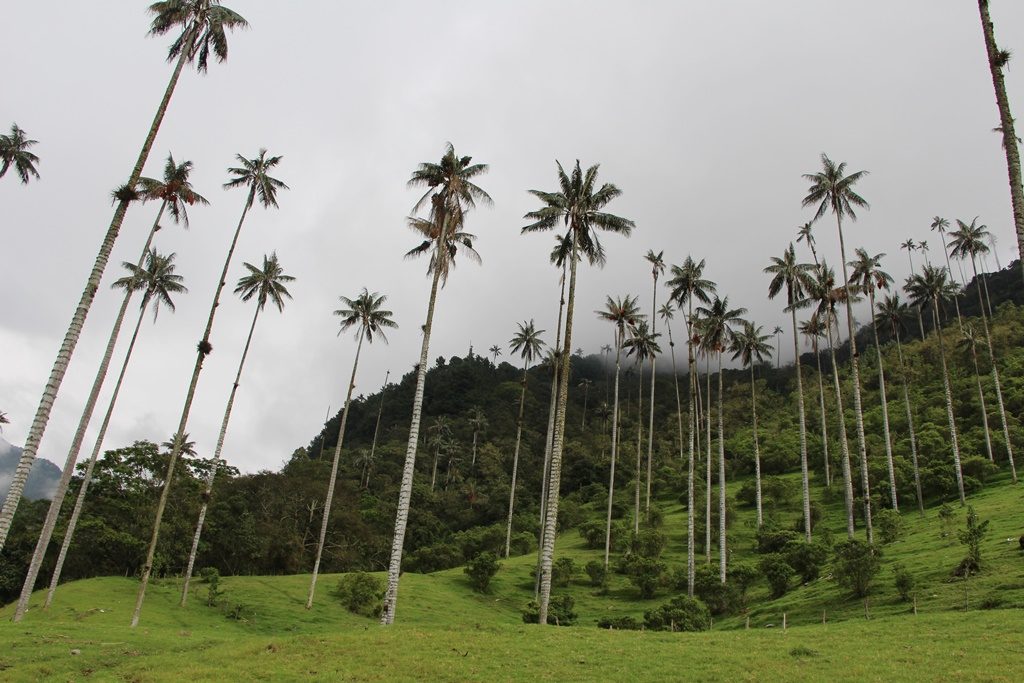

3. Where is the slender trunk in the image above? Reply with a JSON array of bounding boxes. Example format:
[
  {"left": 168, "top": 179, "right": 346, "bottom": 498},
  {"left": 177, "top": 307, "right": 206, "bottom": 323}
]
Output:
[
  {"left": 813, "top": 335, "right": 831, "bottom": 487},
  {"left": 827, "top": 317, "right": 856, "bottom": 537},
  {"left": 665, "top": 314, "right": 691, "bottom": 594},
  {"left": 645, "top": 274, "right": 658, "bottom": 519},
  {"left": 969, "top": 338, "right": 995, "bottom": 463},
  {"left": 791, "top": 309, "right": 812, "bottom": 541},
  {"left": 430, "top": 445, "right": 439, "bottom": 491},
  {"left": 471, "top": 430, "right": 478, "bottom": 467},
  {"left": 131, "top": 187, "right": 255, "bottom": 628},
  {"left": 933, "top": 299, "right": 966, "bottom": 503},
  {"left": 717, "top": 354, "right": 726, "bottom": 584},
  {"left": 366, "top": 371, "right": 389, "bottom": 488},
  {"left": 381, "top": 259, "right": 444, "bottom": 626},
  {"left": 0, "top": 44, "right": 195, "bottom": 549},
  {"left": 603, "top": 341, "right": 622, "bottom": 568},
  {"left": 970, "top": 256, "right": 1017, "bottom": 481},
  {"left": 978, "top": 0, "right": 1024, "bottom": 272},
  {"left": 705, "top": 360, "right": 712, "bottom": 562},
  {"left": 504, "top": 363, "right": 531, "bottom": 558},
  {"left": 939, "top": 233, "right": 965, "bottom": 329},
  {"left": 686, "top": 346, "right": 696, "bottom": 596},
  {"left": 894, "top": 334, "right": 924, "bottom": 515},
  {"left": 634, "top": 365, "right": 643, "bottom": 535},
  {"left": 581, "top": 386, "right": 588, "bottom": 430},
  {"left": 836, "top": 213, "right": 873, "bottom": 544},
  {"left": 182, "top": 304, "right": 262, "bottom": 607},
  {"left": 749, "top": 365, "right": 763, "bottom": 529},
  {"left": 13, "top": 203, "right": 167, "bottom": 620},
  {"left": 36, "top": 295, "right": 150, "bottom": 614},
  {"left": 869, "top": 290, "right": 898, "bottom": 511},
  {"left": 537, "top": 234, "right": 579, "bottom": 625}
]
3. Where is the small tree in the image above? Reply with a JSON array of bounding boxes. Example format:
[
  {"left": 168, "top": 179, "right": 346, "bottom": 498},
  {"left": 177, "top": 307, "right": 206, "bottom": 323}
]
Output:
[
  {"left": 833, "top": 539, "right": 880, "bottom": 598},
  {"left": 876, "top": 508, "right": 904, "bottom": 545},
  {"left": 522, "top": 595, "right": 576, "bottom": 626},
  {"left": 464, "top": 551, "right": 501, "bottom": 593},
  {"left": 631, "top": 527, "right": 667, "bottom": 559},
  {"left": 729, "top": 563, "right": 760, "bottom": 611},
  {"left": 955, "top": 505, "right": 990, "bottom": 576},
  {"left": 784, "top": 540, "right": 828, "bottom": 583},
  {"left": 585, "top": 560, "right": 608, "bottom": 590},
  {"left": 938, "top": 504, "right": 955, "bottom": 539},
  {"left": 892, "top": 563, "right": 916, "bottom": 602},
  {"left": 332, "top": 572, "right": 385, "bottom": 617},
  {"left": 199, "top": 567, "right": 223, "bottom": 607},
  {"left": 643, "top": 595, "right": 711, "bottom": 632},
  {"left": 552, "top": 557, "right": 576, "bottom": 587},
  {"left": 758, "top": 553, "right": 793, "bottom": 598},
  {"left": 628, "top": 557, "right": 666, "bottom": 599}
]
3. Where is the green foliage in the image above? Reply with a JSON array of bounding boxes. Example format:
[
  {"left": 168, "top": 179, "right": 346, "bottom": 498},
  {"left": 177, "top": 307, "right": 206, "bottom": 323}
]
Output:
[
  {"left": 584, "top": 560, "right": 608, "bottom": 589},
  {"left": 552, "top": 557, "right": 576, "bottom": 587},
  {"left": 464, "top": 552, "right": 501, "bottom": 593},
  {"left": 876, "top": 509, "right": 904, "bottom": 545},
  {"left": 199, "top": 567, "right": 224, "bottom": 607},
  {"left": 332, "top": 572, "right": 384, "bottom": 618},
  {"left": 691, "top": 563, "right": 732, "bottom": 615},
  {"left": 755, "top": 521, "right": 798, "bottom": 554},
  {"left": 758, "top": 553, "right": 794, "bottom": 598},
  {"left": 833, "top": 540, "right": 881, "bottom": 598},
  {"left": 596, "top": 615, "right": 641, "bottom": 630},
  {"left": 892, "top": 563, "right": 916, "bottom": 602},
  {"left": 938, "top": 504, "right": 956, "bottom": 539},
  {"left": 577, "top": 519, "right": 626, "bottom": 552},
  {"left": 729, "top": 563, "right": 761, "bottom": 611},
  {"left": 522, "top": 595, "right": 577, "bottom": 626},
  {"left": 627, "top": 556, "right": 667, "bottom": 599},
  {"left": 784, "top": 540, "right": 828, "bottom": 583},
  {"left": 630, "top": 527, "right": 667, "bottom": 559},
  {"left": 643, "top": 595, "right": 712, "bottom": 632},
  {"left": 955, "top": 506, "right": 990, "bottom": 576}
]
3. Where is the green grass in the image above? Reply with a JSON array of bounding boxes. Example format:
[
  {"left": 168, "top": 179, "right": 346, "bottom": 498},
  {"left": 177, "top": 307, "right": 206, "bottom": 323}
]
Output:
[{"left": 3, "top": 475, "right": 1023, "bottom": 681}]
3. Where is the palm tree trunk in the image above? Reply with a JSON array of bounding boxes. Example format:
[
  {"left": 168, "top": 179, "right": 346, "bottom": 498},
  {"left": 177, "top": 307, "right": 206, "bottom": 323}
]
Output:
[
  {"left": 581, "top": 385, "right": 588, "bottom": 430},
  {"left": 537, "top": 234, "right": 580, "bottom": 625},
  {"left": 686, "top": 352, "right": 696, "bottom": 597},
  {"left": 969, "top": 340, "right": 995, "bottom": 463},
  {"left": 938, "top": 234, "right": 965, "bottom": 328},
  {"left": 366, "top": 371, "right": 389, "bottom": 488},
  {"left": 705, "top": 361, "right": 712, "bottom": 562},
  {"left": 381, "top": 251, "right": 445, "bottom": 625},
  {"left": 969, "top": 256, "right": 1017, "bottom": 482},
  {"left": 33, "top": 294, "right": 150, "bottom": 615},
  {"left": 835, "top": 213, "right": 873, "bottom": 544},
  {"left": 430, "top": 445, "right": 440, "bottom": 491},
  {"left": 634, "top": 365, "right": 643, "bottom": 535},
  {"left": 813, "top": 336, "right": 831, "bottom": 488},
  {"left": 182, "top": 304, "right": 262, "bottom": 607},
  {"left": 504, "top": 364, "right": 531, "bottom": 558},
  {"left": 717, "top": 354, "right": 726, "bottom": 584},
  {"left": 749, "top": 365, "right": 763, "bottom": 529},
  {"left": 12, "top": 203, "right": 167, "bottom": 621},
  {"left": 826, "top": 317, "right": 856, "bottom": 537},
  {"left": 131, "top": 187, "right": 255, "bottom": 628},
  {"left": 978, "top": 0, "right": 1024, "bottom": 272},
  {"left": 932, "top": 300, "right": 966, "bottom": 503},
  {"left": 893, "top": 334, "right": 924, "bottom": 515},
  {"left": 790, "top": 309, "right": 812, "bottom": 541},
  {"left": 603, "top": 341, "right": 622, "bottom": 568},
  {"left": 869, "top": 290, "right": 898, "bottom": 511},
  {"left": 645, "top": 276, "right": 658, "bottom": 519},
  {"left": 0, "top": 44, "right": 194, "bottom": 550}
]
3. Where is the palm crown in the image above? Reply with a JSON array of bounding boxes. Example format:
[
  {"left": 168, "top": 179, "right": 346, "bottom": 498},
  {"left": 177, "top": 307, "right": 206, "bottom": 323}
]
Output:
[
  {"left": 0, "top": 123, "right": 40, "bottom": 184},
  {"left": 905, "top": 264, "right": 959, "bottom": 309},
  {"left": 645, "top": 250, "right": 666, "bottom": 280},
  {"left": 666, "top": 256, "right": 716, "bottom": 310},
  {"left": 224, "top": 149, "right": 289, "bottom": 209},
  {"left": 113, "top": 249, "right": 188, "bottom": 320},
  {"left": 623, "top": 320, "right": 661, "bottom": 363},
  {"left": 509, "top": 320, "right": 546, "bottom": 365},
  {"left": 696, "top": 296, "right": 747, "bottom": 354},
  {"left": 137, "top": 153, "right": 209, "bottom": 227},
  {"left": 765, "top": 243, "right": 815, "bottom": 309},
  {"left": 848, "top": 247, "right": 893, "bottom": 295},
  {"left": 730, "top": 320, "right": 773, "bottom": 368},
  {"left": 334, "top": 289, "right": 397, "bottom": 343},
  {"left": 148, "top": 0, "right": 249, "bottom": 73},
  {"left": 874, "top": 293, "right": 910, "bottom": 338},
  {"left": 801, "top": 154, "right": 870, "bottom": 223},
  {"left": 597, "top": 295, "right": 644, "bottom": 347},
  {"left": 235, "top": 252, "right": 295, "bottom": 312},
  {"left": 949, "top": 218, "right": 991, "bottom": 260}
]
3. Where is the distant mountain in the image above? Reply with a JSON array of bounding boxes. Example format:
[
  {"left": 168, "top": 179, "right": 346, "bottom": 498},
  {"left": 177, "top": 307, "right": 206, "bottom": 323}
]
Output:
[{"left": 0, "top": 438, "right": 61, "bottom": 501}]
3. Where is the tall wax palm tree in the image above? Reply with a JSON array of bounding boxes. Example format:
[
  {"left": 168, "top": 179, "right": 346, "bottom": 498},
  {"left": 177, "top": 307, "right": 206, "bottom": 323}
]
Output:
[
  {"left": 578, "top": 379, "right": 593, "bottom": 428},
  {"left": 907, "top": 265, "right": 966, "bottom": 502},
  {"left": 182, "top": 253, "right": 294, "bottom": 606},
  {"left": 950, "top": 219, "right": 1016, "bottom": 481},
  {"left": 797, "top": 222, "right": 820, "bottom": 265},
  {"left": 765, "top": 244, "right": 814, "bottom": 538},
  {"left": 522, "top": 160, "right": 634, "bottom": 624},
  {"left": 11, "top": 155, "right": 206, "bottom": 614},
  {"left": 875, "top": 295, "right": 924, "bottom": 514},
  {"left": 729, "top": 321, "right": 772, "bottom": 529},
  {"left": 931, "top": 217, "right": 965, "bottom": 327},
  {"left": 658, "top": 303, "right": 686, "bottom": 468},
  {"left": 131, "top": 148, "right": 286, "bottom": 627},
  {"left": 489, "top": 345, "right": 502, "bottom": 364},
  {"left": 382, "top": 144, "right": 489, "bottom": 625},
  {"left": 467, "top": 406, "right": 488, "bottom": 468},
  {"left": 306, "top": 289, "right": 396, "bottom": 608},
  {"left": 848, "top": 248, "right": 899, "bottom": 510},
  {"left": 601, "top": 344, "right": 613, "bottom": 402},
  {"left": 696, "top": 296, "right": 746, "bottom": 582},
  {"left": 958, "top": 323, "right": 995, "bottom": 464},
  {"left": 799, "top": 315, "right": 831, "bottom": 488},
  {"left": 504, "top": 320, "right": 545, "bottom": 557},
  {"left": 364, "top": 371, "right": 390, "bottom": 488},
  {"left": 666, "top": 256, "right": 715, "bottom": 593},
  {"left": 771, "top": 327, "right": 784, "bottom": 369},
  {"left": 428, "top": 416, "right": 453, "bottom": 492},
  {"left": 596, "top": 295, "right": 642, "bottom": 567},
  {"left": 802, "top": 154, "right": 875, "bottom": 543},
  {"left": 977, "top": 1, "right": 1024, "bottom": 271},
  {"left": 15, "top": 251, "right": 187, "bottom": 620},
  {"left": 642, "top": 250, "right": 666, "bottom": 518},
  {"left": 0, "top": 124, "right": 40, "bottom": 183},
  {"left": 623, "top": 321, "right": 661, "bottom": 532},
  {"left": 901, "top": 238, "right": 928, "bottom": 341},
  {"left": 0, "top": 2, "right": 247, "bottom": 550}
]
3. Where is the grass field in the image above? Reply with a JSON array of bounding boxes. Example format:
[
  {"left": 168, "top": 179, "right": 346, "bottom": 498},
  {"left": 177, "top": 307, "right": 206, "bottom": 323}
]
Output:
[{"left": 3, "top": 474, "right": 1023, "bottom": 681}]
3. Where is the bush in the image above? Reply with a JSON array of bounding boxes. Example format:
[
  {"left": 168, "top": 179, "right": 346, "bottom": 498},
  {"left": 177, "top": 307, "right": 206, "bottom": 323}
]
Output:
[
  {"left": 892, "top": 563, "right": 915, "bottom": 602},
  {"left": 464, "top": 551, "right": 501, "bottom": 593},
  {"left": 597, "top": 615, "right": 641, "bottom": 630},
  {"left": 585, "top": 560, "right": 608, "bottom": 589},
  {"left": 628, "top": 556, "right": 667, "bottom": 599},
  {"left": 784, "top": 540, "right": 828, "bottom": 583},
  {"left": 956, "top": 505, "right": 990, "bottom": 576},
  {"left": 577, "top": 519, "right": 627, "bottom": 552},
  {"left": 332, "top": 572, "right": 384, "bottom": 617},
  {"left": 507, "top": 531, "right": 536, "bottom": 556},
  {"left": 961, "top": 456, "right": 998, "bottom": 485},
  {"left": 938, "top": 504, "right": 955, "bottom": 539},
  {"left": 756, "top": 522, "right": 798, "bottom": 554},
  {"left": 643, "top": 596, "right": 711, "bottom": 632},
  {"left": 199, "top": 567, "right": 223, "bottom": 607},
  {"left": 645, "top": 505, "right": 665, "bottom": 529},
  {"left": 522, "top": 595, "right": 576, "bottom": 626},
  {"left": 792, "top": 501, "right": 823, "bottom": 534},
  {"left": 693, "top": 564, "right": 731, "bottom": 615},
  {"left": 876, "top": 509, "right": 904, "bottom": 545},
  {"left": 552, "top": 557, "right": 576, "bottom": 587},
  {"left": 557, "top": 499, "right": 584, "bottom": 531},
  {"left": 833, "top": 539, "right": 880, "bottom": 598},
  {"left": 758, "top": 554, "right": 793, "bottom": 598},
  {"left": 729, "top": 563, "right": 760, "bottom": 611},
  {"left": 631, "top": 528, "right": 667, "bottom": 559}
]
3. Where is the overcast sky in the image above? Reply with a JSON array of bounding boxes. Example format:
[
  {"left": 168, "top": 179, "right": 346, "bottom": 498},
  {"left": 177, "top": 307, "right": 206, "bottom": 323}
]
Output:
[{"left": 2, "top": 1, "right": 1022, "bottom": 474}]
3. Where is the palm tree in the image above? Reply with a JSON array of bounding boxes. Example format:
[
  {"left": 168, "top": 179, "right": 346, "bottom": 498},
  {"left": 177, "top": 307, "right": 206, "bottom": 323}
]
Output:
[
  {"left": 467, "top": 406, "right": 488, "bottom": 468},
  {"left": 489, "top": 345, "right": 502, "bottom": 364},
  {"left": 0, "top": 124, "right": 40, "bottom": 184},
  {"left": 504, "top": 320, "right": 545, "bottom": 558},
  {"left": 907, "top": 265, "right": 966, "bottom": 503},
  {"left": 428, "top": 416, "right": 453, "bottom": 492},
  {"left": 770, "top": 326, "right": 783, "bottom": 368},
  {"left": 596, "top": 295, "right": 642, "bottom": 567},
  {"left": 729, "top": 321, "right": 772, "bottom": 528},
  {"left": 366, "top": 371, "right": 390, "bottom": 488},
  {"left": 131, "top": 148, "right": 286, "bottom": 627},
  {"left": 950, "top": 219, "right": 1017, "bottom": 482},
  {"left": 15, "top": 251, "right": 187, "bottom": 620},
  {"left": 765, "top": 244, "right": 814, "bottom": 539},
  {"left": 797, "top": 222, "right": 820, "bottom": 265},
  {"left": 667, "top": 257, "right": 715, "bottom": 595},
  {"left": 696, "top": 296, "right": 746, "bottom": 582},
  {"left": 957, "top": 323, "right": 994, "bottom": 465},
  {"left": 307, "top": 289, "right": 395, "bottom": 609},
  {"left": 642, "top": 250, "right": 666, "bottom": 519},
  {"left": 381, "top": 144, "right": 490, "bottom": 625},
  {"left": 658, "top": 303, "right": 686, "bottom": 470},
  {"left": 848, "top": 248, "right": 899, "bottom": 510},
  {"left": 875, "top": 295, "right": 924, "bottom": 514},
  {"left": 802, "top": 154, "right": 875, "bottom": 544},
  {"left": 623, "top": 321, "right": 661, "bottom": 532},
  {"left": 977, "top": 1, "right": 1024, "bottom": 272},
  {"left": 931, "top": 217, "right": 965, "bottom": 327},
  {"left": 574, "top": 379, "right": 591, "bottom": 429},
  {"left": 0, "top": 3, "right": 246, "bottom": 551},
  {"left": 799, "top": 315, "right": 831, "bottom": 488},
  {"left": 10, "top": 156, "right": 206, "bottom": 614},
  {"left": 0, "top": 412, "right": 8, "bottom": 432},
  {"left": 523, "top": 160, "right": 633, "bottom": 624},
  {"left": 182, "top": 253, "right": 294, "bottom": 607},
  {"left": 901, "top": 238, "right": 928, "bottom": 341}
]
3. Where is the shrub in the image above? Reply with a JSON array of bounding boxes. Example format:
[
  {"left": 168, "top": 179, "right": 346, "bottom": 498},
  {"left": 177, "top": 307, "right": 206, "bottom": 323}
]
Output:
[
  {"left": 955, "top": 505, "right": 990, "bottom": 577},
  {"left": 876, "top": 509, "right": 904, "bottom": 545},
  {"left": 557, "top": 500, "right": 584, "bottom": 531},
  {"left": 627, "top": 557, "right": 666, "bottom": 599},
  {"left": 643, "top": 596, "right": 711, "bottom": 632},
  {"left": 892, "top": 563, "right": 915, "bottom": 602},
  {"left": 833, "top": 539, "right": 880, "bottom": 598},
  {"left": 960, "top": 456, "right": 998, "bottom": 484},
  {"left": 332, "top": 572, "right": 384, "bottom": 617},
  {"left": 729, "top": 563, "right": 760, "bottom": 610},
  {"left": 464, "top": 551, "right": 501, "bottom": 593},
  {"left": 552, "top": 557, "right": 576, "bottom": 587},
  {"left": 978, "top": 594, "right": 1004, "bottom": 610},
  {"left": 631, "top": 528, "right": 667, "bottom": 559},
  {"left": 645, "top": 505, "right": 665, "bottom": 529},
  {"left": 585, "top": 560, "right": 608, "bottom": 589},
  {"left": 507, "top": 531, "right": 536, "bottom": 556},
  {"left": 756, "top": 522, "right": 798, "bottom": 554},
  {"left": 784, "top": 540, "right": 828, "bottom": 583},
  {"left": 792, "top": 501, "right": 823, "bottom": 534},
  {"left": 758, "top": 553, "right": 793, "bottom": 599},
  {"left": 199, "top": 567, "right": 223, "bottom": 607},
  {"left": 938, "top": 504, "right": 955, "bottom": 539},
  {"left": 692, "top": 564, "right": 731, "bottom": 615},
  {"left": 577, "top": 520, "right": 605, "bottom": 549},
  {"left": 597, "top": 615, "right": 641, "bottom": 630},
  {"left": 522, "top": 595, "right": 576, "bottom": 626}
]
